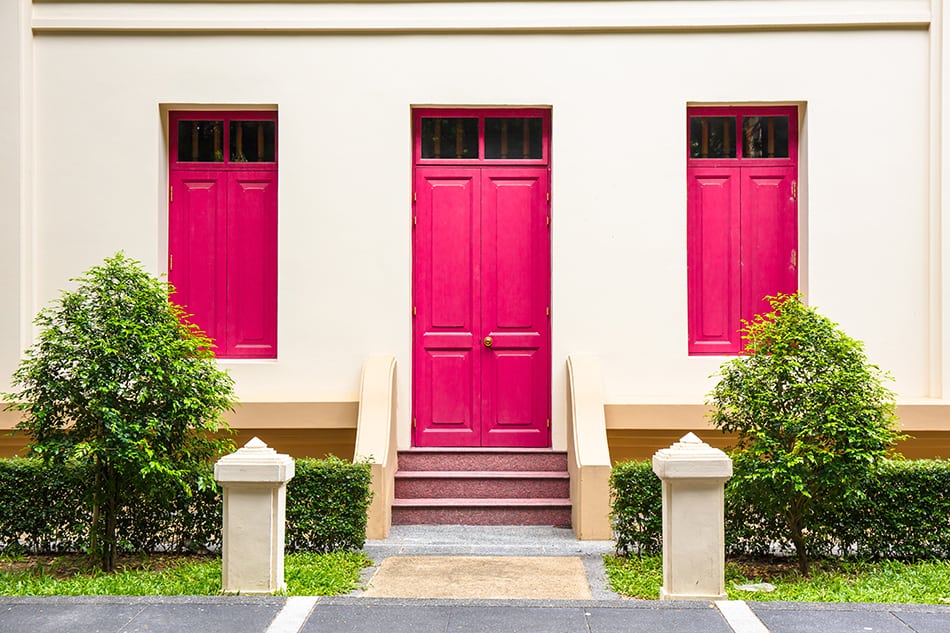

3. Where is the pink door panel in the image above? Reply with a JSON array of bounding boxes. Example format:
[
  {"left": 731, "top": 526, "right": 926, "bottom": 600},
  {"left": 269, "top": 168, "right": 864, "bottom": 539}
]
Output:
[
  {"left": 226, "top": 172, "right": 278, "bottom": 358},
  {"left": 687, "top": 167, "right": 741, "bottom": 354},
  {"left": 413, "top": 166, "right": 551, "bottom": 447},
  {"left": 414, "top": 169, "right": 480, "bottom": 446},
  {"left": 480, "top": 170, "right": 550, "bottom": 447},
  {"left": 740, "top": 166, "right": 797, "bottom": 327},
  {"left": 169, "top": 171, "right": 228, "bottom": 347}
]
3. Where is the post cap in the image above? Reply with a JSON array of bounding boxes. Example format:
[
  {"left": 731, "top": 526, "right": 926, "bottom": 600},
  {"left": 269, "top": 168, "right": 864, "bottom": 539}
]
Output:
[
  {"left": 214, "top": 437, "right": 296, "bottom": 484},
  {"left": 652, "top": 433, "right": 733, "bottom": 480}
]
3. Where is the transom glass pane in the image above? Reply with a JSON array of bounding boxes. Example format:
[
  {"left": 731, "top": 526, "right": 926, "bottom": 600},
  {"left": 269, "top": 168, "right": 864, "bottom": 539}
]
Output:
[
  {"left": 230, "top": 121, "right": 276, "bottom": 162},
  {"left": 743, "top": 116, "right": 789, "bottom": 158},
  {"left": 690, "top": 117, "right": 736, "bottom": 159},
  {"left": 177, "top": 120, "right": 224, "bottom": 162},
  {"left": 421, "top": 118, "right": 479, "bottom": 159},
  {"left": 485, "top": 117, "right": 543, "bottom": 159}
]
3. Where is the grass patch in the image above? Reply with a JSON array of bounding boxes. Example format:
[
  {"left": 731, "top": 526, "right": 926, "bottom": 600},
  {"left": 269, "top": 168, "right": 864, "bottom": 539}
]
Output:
[
  {"left": 605, "top": 554, "right": 950, "bottom": 603},
  {"left": 0, "top": 551, "right": 372, "bottom": 596},
  {"left": 284, "top": 551, "right": 373, "bottom": 596},
  {"left": 602, "top": 554, "right": 662, "bottom": 599}
]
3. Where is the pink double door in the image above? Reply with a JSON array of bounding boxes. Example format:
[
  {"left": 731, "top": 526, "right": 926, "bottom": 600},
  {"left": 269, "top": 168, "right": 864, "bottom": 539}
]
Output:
[{"left": 413, "top": 166, "right": 551, "bottom": 448}]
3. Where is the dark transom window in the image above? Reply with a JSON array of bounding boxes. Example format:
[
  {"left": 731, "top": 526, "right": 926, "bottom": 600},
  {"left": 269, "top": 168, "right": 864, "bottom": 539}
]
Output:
[{"left": 414, "top": 109, "right": 550, "bottom": 165}]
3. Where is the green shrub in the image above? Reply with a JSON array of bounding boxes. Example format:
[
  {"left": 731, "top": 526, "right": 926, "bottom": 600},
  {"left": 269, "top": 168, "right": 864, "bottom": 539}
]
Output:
[
  {"left": 709, "top": 293, "right": 902, "bottom": 573},
  {"left": 610, "top": 458, "right": 950, "bottom": 562},
  {"left": 4, "top": 253, "right": 235, "bottom": 571},
  {"left": 0, "top": 455, "right": 371, "bottom": 555},
  {"left": 723, "top": 478, "right": 790, "bottom": 558},
  {"left": 609, "top": 460, "right": 661, "bottom": 556},
  {"left": 115, "top": 468, "right": 223, "bottom": 554},
  {"left": 286, "top": 456, "right": 373, "bottom": 553}
]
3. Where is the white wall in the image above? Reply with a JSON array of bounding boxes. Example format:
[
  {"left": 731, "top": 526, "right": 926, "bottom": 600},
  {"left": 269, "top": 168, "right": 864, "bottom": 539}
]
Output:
[{"left": 20, "top": 3, "right": 932, "bottom": 448}]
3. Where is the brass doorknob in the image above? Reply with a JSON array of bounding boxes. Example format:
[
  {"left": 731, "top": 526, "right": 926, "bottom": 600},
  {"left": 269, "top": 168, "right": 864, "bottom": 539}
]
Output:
[{"left": 483, "top": 336, "right": 493, "bottom": 348}]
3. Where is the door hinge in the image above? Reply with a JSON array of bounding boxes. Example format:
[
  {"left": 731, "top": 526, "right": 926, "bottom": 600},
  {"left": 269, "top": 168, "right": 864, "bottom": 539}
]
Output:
[
  {"left": 168, "top": 254, "right": 173, "bottom": 271},
  {"left": 791, "top": 180, "right": 798, "bottom": 201},
  {"left": 169, "top": 185, "right": 173, "bottom": 202},
  {"left": 546, "top": 418, "right": 550, "bottom": 428},
  {"left": 546, "top": 216, "right": 550, "bottom": 226},
  {"left": 546, "top": 192, "right": 550, "bottom": 203},
  {"left": 791, "top": 249, "right": 798, "bottom": 270},
  {"left": 546, "top": 306, "right": 550, "bottom": 317},
  {"left": 413, "top": 215, "right": 417, "bottom": 226},
  {"left": 413, "top": 192, "right": 417, "bottom": 202},
  {"left": 413, "top": 417, "right": 417, "bottom": 429},
  {"left": 413, "top": 306, "right": 417, "bottom": 317}
]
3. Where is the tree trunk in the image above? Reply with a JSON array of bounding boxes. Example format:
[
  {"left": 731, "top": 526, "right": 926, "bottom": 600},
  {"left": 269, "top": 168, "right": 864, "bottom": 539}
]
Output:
[
  {"left": 786, "top": 495, "right": 810, "bottom": 576},
  {"left": 103, "top": 465, "right": 117, "bottom": 573},
  {"left": 89, "top": 458, "right": 101, "bottom": 568}
]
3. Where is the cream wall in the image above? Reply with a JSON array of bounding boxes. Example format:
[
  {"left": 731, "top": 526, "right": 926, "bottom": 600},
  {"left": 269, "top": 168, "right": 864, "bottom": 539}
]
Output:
[
  {"left": 11, "top": 0, "right": 937, "bottom": 450},
  {"left": 551, "top": 29, "right": 930, "bottom": 430},
  {"left": 0, "top": 0, "right": 27, "bottom": 389}
]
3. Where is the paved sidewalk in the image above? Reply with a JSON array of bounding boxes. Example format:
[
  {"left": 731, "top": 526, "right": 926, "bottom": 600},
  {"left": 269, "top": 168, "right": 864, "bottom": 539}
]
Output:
[
  {"left": 2, "top": 595, "right": 949, "bottom": 633},
  {"left": 2, "top": 526, "right": 949, "bottom": 632}
]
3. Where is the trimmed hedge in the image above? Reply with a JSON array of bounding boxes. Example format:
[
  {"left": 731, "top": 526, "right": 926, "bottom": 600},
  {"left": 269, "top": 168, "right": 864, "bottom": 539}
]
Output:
[
  {"left": 836, "top": 460, "right": 950, "bottom": 560},
  {"left": 0, "top": 456, "right": 371, "bottom": 555},
  {"left": 286, "top": 456, "right": 372, "bottom": 553},
  {"left": 0, "top": 458, "right": 89, "bottom": 554},
  {"left": 609, "top": 461, "right": 662, "bottom": 556},
  {"left": 611, "top": 458, "right": 950, "bottom": 560}
]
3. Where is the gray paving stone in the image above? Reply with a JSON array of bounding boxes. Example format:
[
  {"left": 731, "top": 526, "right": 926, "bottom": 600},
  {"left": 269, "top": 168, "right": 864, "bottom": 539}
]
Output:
[
  {"left": 586, "top": 604, "right": 733, "bottom": 633},
  {"left": 447, "top": 605, "right": 589, "bottom": 633},
  {"left": 0, "top": 603, "right": 144, "bottom": 633},
  {"left": 300, "top": 603, "right": 454, "bottom": 633},
  {"left": 751, "top": 607, "right": 916, "bottom": 633},
  {"left": 892, "top": 611, "right": 950, "bottom": 633},
  {"left": 119, "top": 602, "right": 282, "bottom": 633}
]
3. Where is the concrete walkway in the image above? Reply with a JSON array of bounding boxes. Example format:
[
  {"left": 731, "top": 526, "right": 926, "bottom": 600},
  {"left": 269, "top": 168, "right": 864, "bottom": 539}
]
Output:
[{"left": 1, "top": 526, "right": 949, "bottom": 633}]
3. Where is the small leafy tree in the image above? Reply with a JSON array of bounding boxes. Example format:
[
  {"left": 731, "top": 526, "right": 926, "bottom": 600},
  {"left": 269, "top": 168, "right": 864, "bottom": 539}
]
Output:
[
  {"left": 3, "top": 253, "right": 235, "bottom": 572},
  {"left": 709, "top": 293, "right": 902, "bottom": 574}
]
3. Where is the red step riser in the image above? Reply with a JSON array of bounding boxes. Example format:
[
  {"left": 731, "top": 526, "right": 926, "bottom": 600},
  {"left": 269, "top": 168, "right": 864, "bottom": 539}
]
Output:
[
  {"left": 392, "top": 451, "right": 573, "bottom": 527},
  {"left": 392, "top": 506, "right": 572, "bottom": 527},
  {"left": 398, "top": 451, "right": 568, "bottom": 472},
  {"left": 395, "top": 477, "right": 569, "bottom": 500}
]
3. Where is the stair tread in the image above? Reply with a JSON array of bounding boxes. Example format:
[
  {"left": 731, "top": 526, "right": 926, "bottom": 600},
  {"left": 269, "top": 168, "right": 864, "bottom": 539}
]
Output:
[
  {"left": 393, "top": 497, "right": 572, "bottom": 507},
  {"left": 395, "top": 470, "right": 569, "bottom": 479},
  {"left": 399, "top": 448, "right": 566, "bottom": 454}
]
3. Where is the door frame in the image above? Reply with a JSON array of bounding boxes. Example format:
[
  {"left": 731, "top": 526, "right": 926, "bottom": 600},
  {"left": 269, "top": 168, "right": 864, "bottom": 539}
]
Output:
[{"left": 410, "top": 106, "right": 553, "bottom": 448}]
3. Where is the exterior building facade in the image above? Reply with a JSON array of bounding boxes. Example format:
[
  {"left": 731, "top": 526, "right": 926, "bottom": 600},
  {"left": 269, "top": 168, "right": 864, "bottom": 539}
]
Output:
[{"left": 2, "top": 1, "right": 950, "bottom": 530}]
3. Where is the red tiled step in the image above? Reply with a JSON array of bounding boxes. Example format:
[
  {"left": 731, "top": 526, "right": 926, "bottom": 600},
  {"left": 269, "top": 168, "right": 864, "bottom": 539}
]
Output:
[
  {"left": 394, "top": 470, "right": 570, "bottom": 500},
  {"left": 397, "top": 450, "right": 567, "bottom": 472},
  {"left": 391, "top": 497, "right": 572, "bottom": 527},
  {"left": 393, "top": 497, "right": 572, "bottom": 507}
]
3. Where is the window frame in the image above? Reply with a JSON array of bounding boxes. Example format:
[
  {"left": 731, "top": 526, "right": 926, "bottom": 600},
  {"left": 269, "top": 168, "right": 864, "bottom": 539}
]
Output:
[
  {"left": 170, "top": 110, "right": 278, "bottom": 171},
  {"left": 686, "top": 105, "right": 799, "bottom": 356},
  {"left": 412, "top": 107, "right": 551, "bottom": 167},
  {"left": 168, "top": 109, "right": 278, "bottom": 360}
]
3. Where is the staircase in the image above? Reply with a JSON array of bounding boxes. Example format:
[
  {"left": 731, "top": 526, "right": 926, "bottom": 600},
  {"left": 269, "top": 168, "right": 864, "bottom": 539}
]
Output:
[{"left": 391, "top": 449, "right": 572, "bottom": 526}]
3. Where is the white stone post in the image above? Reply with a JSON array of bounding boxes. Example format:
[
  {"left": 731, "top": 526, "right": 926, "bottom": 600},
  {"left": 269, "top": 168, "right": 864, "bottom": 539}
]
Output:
[
  {"left": 652, "top": 433, "right": 733, "bottom": 601},
  {"left": 214, "top": 437, "right": 295, "bottom": 594}
]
